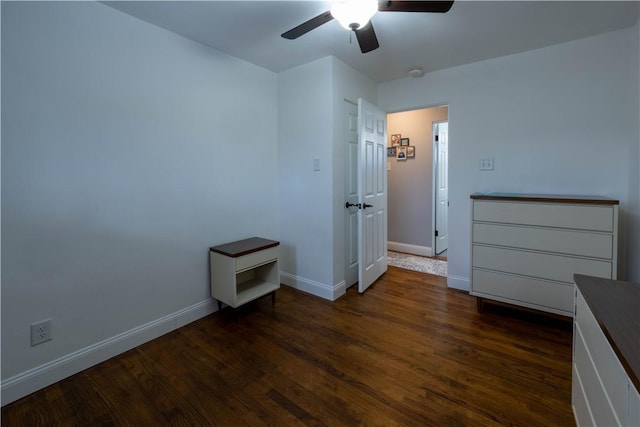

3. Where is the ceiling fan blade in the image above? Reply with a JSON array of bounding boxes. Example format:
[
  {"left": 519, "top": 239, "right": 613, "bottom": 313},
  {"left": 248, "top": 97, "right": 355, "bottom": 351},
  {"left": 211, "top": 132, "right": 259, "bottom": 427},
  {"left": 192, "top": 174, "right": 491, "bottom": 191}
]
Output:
[
  {"left": 355, "top": 22, "right": 379, "bottom": 53},
  {"left": 281, "top": 11, "right": 334, "bottom": 39},
  {"left": 378, "top": 1, "right": 454, "bottom": 13}
]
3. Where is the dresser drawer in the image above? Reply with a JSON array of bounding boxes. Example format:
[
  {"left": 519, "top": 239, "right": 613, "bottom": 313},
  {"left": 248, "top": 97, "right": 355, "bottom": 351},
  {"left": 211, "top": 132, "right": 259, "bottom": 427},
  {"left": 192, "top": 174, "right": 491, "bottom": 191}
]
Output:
[
  {"left": 473, "top": 245, "right": 612, "bottom": 283},
  {"left": 235, "top": 246, "right": 278, "bottom": 273},
  {"left": 473, "top": 223, "right": 613, "bottom": 259},
  {"left": 473, "top": 201, "right": 615, "bottom": 232},
  {"left": 575, "top": 289, "right": 628, "bottom": 422},
  {"left": 573, "top": 363, "right": 596, "bottom": 427},
  {"left": 574, "top": 323, "right": 621, "bottom": 426},
  {"left": 472, "top": 269, "right": 573, "bottom": 313}
]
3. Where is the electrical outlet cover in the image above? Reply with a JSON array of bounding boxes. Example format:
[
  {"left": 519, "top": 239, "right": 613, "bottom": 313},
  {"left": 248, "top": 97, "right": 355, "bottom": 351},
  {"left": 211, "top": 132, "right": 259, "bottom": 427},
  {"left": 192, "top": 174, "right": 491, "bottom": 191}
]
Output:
[
  {"left": 480, "top": 158, "right": 494, "bottom": 171},
  {"left": 31, "top": 319, "right": 52, "bottom": 346}
]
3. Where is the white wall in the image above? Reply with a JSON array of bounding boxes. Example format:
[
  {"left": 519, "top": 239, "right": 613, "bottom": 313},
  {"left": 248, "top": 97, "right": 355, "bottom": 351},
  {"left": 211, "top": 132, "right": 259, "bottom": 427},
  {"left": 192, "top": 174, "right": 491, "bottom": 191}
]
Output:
[
  {"left": 378, "top": 26, "right": 640, "bottom": 289},
  {"left": 1, "top": 2, "right": 279, "bottom": 404},
  {"left": 630, "top": 20, "right": 640, "bottom": 283},
  {"left": 278, "top": 57, "right": 334, "bottom": 296}
]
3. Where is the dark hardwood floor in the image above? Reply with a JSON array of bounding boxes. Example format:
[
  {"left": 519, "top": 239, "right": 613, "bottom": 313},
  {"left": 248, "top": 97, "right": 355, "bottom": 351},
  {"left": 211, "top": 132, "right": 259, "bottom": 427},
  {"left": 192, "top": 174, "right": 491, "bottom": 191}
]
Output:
[{"left": 2, "top": 267, "right": 574, "bottom": 426}]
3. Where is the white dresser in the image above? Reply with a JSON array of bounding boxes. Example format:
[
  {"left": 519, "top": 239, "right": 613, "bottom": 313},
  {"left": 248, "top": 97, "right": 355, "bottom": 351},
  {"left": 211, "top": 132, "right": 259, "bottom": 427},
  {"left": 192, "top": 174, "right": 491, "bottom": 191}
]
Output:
[
  {"left": 573, "top": 275, "right": 639, "bottom": 427},
  {"left": 470, "top": 193, "right": 618, "bottom": 317}
]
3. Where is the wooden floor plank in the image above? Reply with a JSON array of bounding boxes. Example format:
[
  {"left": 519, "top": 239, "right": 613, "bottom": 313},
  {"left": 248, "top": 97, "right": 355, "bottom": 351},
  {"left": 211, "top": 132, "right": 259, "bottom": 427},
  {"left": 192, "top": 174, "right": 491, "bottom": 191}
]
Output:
[{"left": 2, "top": 266, "right": 574, "bottom": 426}]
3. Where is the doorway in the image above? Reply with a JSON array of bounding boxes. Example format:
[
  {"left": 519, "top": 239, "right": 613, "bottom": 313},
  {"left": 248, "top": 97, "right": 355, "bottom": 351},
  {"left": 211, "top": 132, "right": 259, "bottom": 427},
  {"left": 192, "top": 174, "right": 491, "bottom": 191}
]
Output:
[{"left": 386, "top": 106, "right": 448, "bottom": 263}]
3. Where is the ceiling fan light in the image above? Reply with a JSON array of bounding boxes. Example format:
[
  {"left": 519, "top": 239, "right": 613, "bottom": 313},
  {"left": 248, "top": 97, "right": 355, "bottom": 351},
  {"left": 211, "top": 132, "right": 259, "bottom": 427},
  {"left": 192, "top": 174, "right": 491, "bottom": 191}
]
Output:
[{"left": 330, "top": 0, "right": 378, "bottom": 31}]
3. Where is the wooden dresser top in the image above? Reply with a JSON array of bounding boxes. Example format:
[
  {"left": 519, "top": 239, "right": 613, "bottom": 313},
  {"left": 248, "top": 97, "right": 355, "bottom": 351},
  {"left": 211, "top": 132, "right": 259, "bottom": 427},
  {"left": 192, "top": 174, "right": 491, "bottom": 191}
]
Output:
[{"left": 471, "top": 192, "right": 619, "bottom": 205}]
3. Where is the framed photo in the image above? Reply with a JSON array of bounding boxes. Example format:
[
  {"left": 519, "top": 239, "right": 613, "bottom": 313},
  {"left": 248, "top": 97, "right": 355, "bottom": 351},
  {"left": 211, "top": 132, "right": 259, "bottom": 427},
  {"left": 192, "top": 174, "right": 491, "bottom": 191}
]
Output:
[
  {"left": 407, "top": 146, "right": 415, "bottom": 158},
  {"left": 400, "top": 137, "right": 410, "bottom": 146},
  {"left": 390, "top": 134, "right": 401, "bottom": 146},
  {"left": 396, "top": 146, "right": 407, "bottom": 160},
  {"left": 387, "top": 146, "right": 397, "bottom": 156}
]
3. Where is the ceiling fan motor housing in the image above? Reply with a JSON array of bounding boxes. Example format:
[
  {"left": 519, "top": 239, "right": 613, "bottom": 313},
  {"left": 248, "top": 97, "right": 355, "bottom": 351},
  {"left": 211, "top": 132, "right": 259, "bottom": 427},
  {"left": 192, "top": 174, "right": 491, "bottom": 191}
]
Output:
[
  {"left": 281, "top": 1, "right": 455, "bottom": 54},
  {"left": 331, "top": 0, "right": 378, "bottom": 31}
]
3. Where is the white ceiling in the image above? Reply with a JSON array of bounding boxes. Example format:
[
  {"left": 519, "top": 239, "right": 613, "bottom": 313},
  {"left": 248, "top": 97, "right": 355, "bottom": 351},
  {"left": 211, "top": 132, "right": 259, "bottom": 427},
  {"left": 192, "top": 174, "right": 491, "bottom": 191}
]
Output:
[{"left": 104, "top": 1, "right": 639, "bottom": 83}]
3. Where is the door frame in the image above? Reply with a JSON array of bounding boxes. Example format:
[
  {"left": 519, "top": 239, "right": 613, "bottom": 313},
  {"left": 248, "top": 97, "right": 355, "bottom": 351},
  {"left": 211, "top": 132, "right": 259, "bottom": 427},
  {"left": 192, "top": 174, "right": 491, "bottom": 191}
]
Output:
[{"left": 385, "top": 102, "right": 449, "bottom": 259}]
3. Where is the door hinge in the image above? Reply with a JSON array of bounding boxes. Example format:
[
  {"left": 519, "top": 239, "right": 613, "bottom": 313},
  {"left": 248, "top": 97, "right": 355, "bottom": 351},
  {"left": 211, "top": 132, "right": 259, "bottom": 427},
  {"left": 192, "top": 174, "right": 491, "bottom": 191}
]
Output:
[{"left": 435, "top": 230, "right": 439, "bottom": 237}]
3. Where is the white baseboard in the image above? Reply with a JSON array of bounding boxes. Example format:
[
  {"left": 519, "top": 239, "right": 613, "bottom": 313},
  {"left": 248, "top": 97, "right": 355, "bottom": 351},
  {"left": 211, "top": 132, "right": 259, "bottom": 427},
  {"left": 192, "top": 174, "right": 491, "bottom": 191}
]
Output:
[
  {"left": 447, "top": 275, "right": 470, "bottom": 292},
  {"left": 280, "top": 272, "right": 345, "bottom": 301},
  {"left": 1, "top": 298, "right": 217, "bottom": 406},
  {"left": 332, "top": 280, "right": 347, "bottom": 300},
  {"left": 388, "top": 241, "right": 432, "bottom": 257}
]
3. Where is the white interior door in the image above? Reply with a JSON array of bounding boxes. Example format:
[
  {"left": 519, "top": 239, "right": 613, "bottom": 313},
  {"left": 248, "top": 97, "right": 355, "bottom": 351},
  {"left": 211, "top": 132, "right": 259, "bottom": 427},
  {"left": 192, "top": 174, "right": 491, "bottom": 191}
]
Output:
[
  {"left": 358, "top": 99, "right": 387, "bottom": 293},
  {"left": 434, "top": 122, "right": 449, "bottom": 255},
  {"left": 344, "top": 100, "right": 359, "bottom": 287}
]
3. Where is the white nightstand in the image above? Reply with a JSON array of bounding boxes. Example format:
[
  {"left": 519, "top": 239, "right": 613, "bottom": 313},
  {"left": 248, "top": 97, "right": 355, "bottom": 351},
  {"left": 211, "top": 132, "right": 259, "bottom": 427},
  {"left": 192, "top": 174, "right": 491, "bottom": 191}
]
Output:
[{"left": 209, "top": 237, "right": 280, "bottom": 310}]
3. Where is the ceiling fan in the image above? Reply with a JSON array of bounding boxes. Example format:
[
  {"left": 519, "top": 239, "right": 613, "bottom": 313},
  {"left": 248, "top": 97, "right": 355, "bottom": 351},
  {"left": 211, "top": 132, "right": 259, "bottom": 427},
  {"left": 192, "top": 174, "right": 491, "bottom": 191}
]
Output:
[{"left": 281, "top": 0, "right": 454, "bottom": 53}]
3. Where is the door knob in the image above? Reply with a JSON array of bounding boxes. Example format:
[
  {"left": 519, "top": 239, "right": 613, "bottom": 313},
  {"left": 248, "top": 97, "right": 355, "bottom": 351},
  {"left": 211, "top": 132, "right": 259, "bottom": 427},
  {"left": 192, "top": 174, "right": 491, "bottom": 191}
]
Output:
[
  {"left": 363, "top": 203, "right": 373, "bottom": 209},
  {"left": 345, "top": 202, "right": 361, "bottom": 209}
]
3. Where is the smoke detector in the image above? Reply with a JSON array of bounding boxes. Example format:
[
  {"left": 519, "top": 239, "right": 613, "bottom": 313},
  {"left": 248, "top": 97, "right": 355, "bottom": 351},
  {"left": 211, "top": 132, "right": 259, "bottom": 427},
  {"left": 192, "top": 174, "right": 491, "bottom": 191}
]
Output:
[{"left": 408, "top": 67, "right": 424, "bottom": 78}]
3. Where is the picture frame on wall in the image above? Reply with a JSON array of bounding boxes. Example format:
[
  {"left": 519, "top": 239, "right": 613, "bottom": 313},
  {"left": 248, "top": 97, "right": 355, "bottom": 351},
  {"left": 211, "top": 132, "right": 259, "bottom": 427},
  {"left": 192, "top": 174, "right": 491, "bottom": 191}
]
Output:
[
  {"left": 397, "top": 146, "right": 407, "bottom": 160},
  {"left": 390, "top": 134, "right": 401, "bottom": 146},
  {"left": 407, "top": 146, "right": 415, "bottom": 158},
  {"left": 387, "top": 146, "right": 397, "bottom": 156},
  {"left": 400, "top": 138, "right": 410, "bottom": 146}
]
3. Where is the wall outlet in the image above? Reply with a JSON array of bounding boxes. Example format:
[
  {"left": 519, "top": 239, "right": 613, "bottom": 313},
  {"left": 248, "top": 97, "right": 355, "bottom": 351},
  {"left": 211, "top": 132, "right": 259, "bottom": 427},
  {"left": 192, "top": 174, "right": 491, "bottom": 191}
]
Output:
[{"left": 31, "top": 319, "right": 52, "bottom": 346}]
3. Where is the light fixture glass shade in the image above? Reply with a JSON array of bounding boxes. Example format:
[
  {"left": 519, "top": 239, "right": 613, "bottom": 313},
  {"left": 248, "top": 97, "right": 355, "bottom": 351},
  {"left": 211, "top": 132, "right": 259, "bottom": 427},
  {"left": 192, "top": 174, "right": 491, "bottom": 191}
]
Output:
[{"left": 330, "top": 0, "right": 378, "bottom": 30}]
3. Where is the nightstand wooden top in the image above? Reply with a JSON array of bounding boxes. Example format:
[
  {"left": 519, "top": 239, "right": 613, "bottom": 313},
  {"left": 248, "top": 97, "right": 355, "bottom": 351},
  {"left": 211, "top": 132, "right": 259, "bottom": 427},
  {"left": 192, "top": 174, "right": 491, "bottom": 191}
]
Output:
[{"left": 210, "top": 237, "right": 279, "bottom": 258}]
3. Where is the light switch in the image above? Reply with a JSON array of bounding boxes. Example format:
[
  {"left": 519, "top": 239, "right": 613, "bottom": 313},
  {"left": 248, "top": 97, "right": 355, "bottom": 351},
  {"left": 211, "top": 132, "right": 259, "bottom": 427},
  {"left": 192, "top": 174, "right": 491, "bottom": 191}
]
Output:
[
  {"left": 313, "top": 158, "right": 320, "bottom": 171},
  {"left": 480, "top": 158, "right": 494, "bottom": 171},
  {"left": 387, "top": 161, "right": 391, "bottom": 171}
]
